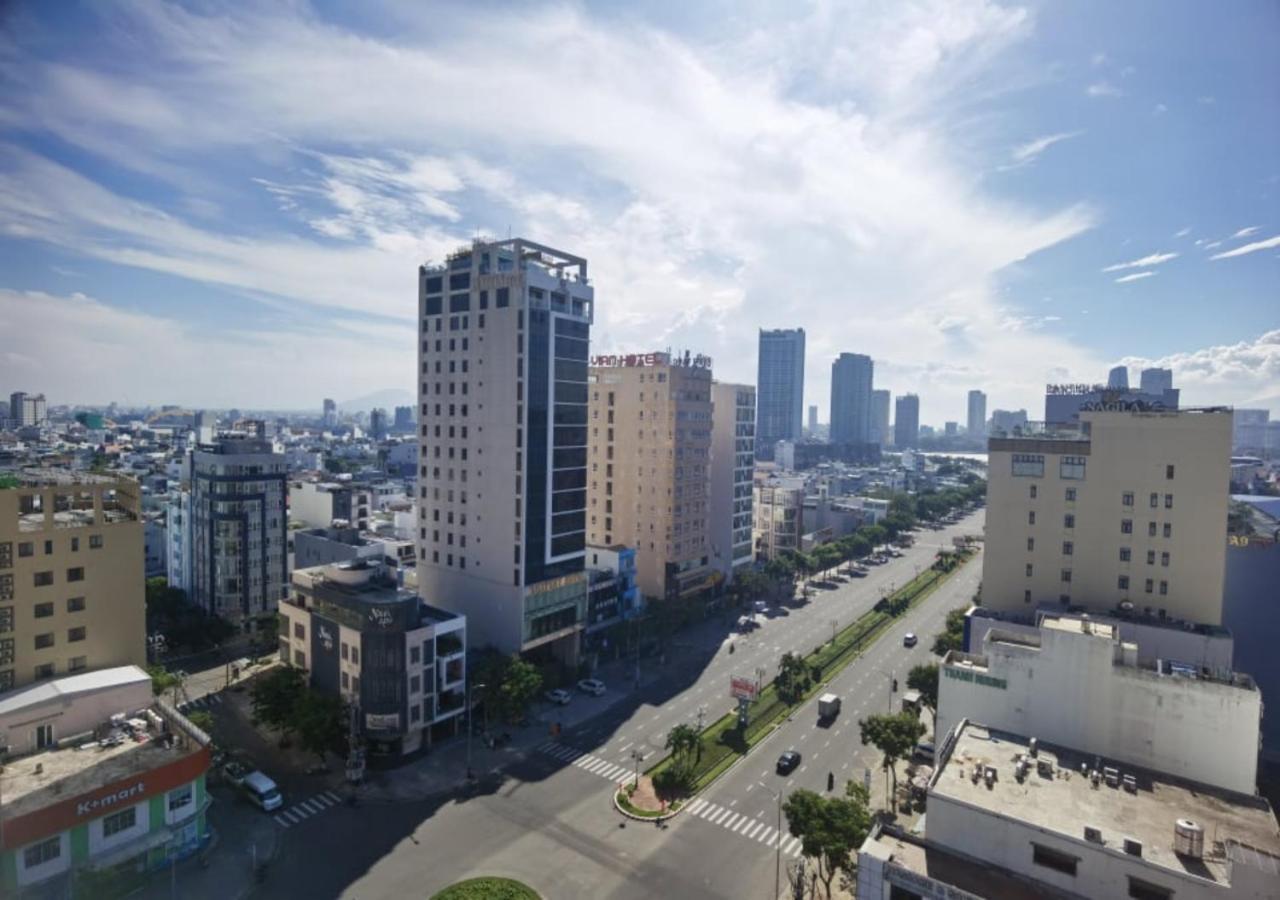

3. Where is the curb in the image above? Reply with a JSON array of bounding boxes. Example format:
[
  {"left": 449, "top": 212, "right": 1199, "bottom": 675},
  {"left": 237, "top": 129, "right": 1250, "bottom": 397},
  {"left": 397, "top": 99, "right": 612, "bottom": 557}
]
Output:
[{"left": 612, "top": 783, "right": 684, "bottom": 823}]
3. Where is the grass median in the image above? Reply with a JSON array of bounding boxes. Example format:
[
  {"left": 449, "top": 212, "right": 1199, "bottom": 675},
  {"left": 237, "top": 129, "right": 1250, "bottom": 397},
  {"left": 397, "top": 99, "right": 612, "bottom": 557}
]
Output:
[{"left": 647, "top": 550, "right": 973, "bottom": 794}]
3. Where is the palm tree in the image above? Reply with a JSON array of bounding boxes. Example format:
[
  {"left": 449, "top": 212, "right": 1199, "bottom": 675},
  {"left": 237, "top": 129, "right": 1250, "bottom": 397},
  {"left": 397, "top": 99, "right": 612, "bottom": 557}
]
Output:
[{"left": 666, "top": 723, "right": 702, "bottom": 770}]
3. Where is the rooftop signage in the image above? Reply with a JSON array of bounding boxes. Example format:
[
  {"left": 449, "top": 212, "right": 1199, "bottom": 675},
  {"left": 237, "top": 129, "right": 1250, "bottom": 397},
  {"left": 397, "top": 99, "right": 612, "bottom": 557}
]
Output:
[
  {"left": 1045, "top": 383, "right": 1106, "bottom": 396},
  {"left": 945, "top": 666, "right": 1007, "bottom": 690},
  {"left": 1079, "top": 399, "right": 1166, "bottom": 413},
  {"left": 590, "top": 350, "right": 712, "bottom": 370}
]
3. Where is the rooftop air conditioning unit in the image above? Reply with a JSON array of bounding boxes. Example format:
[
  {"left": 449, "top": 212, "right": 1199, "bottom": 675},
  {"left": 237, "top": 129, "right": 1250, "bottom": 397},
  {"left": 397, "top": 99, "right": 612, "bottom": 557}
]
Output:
[
  {"left": 1123, "top": 838, "right": 1143, "bottom": 857},
  {"left": 1084, "top": 826, "right": 1103, "bottom": 844}
]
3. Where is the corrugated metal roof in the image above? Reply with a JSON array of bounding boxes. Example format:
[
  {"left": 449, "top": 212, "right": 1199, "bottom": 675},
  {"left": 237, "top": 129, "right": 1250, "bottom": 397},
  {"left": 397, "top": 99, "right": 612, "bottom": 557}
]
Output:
[{"left": 0, "top": 665, "right": 150, "bottom": 716}]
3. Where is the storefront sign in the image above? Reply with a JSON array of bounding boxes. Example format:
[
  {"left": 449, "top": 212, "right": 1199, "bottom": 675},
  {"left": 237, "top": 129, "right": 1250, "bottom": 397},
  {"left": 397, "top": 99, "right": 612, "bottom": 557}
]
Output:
[
  {"left": 365, "top": 713, "right": 401, "bottom": 731},
  {"left": 944, "top": 667, "right": 1007, "bottom": 690},
  {"left": 77, "top": 782, "right": 146, "bottom": 817}
]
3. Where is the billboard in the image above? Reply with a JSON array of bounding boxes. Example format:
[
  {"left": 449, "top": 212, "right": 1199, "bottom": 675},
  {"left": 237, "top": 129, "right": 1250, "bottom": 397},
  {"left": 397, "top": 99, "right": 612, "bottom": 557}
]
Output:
[{"left": 730, "top": 675, "right": 759, "bottom": 701}]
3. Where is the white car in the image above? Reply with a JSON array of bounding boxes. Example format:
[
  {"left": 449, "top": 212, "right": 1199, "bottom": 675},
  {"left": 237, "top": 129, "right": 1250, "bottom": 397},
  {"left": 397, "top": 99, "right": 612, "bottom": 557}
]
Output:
[
  {"left": 545, "top": 688, "right": 572, "bottom": 705},
  {"left": 577, "top": 678, "right": 607, "bottom": 697}
]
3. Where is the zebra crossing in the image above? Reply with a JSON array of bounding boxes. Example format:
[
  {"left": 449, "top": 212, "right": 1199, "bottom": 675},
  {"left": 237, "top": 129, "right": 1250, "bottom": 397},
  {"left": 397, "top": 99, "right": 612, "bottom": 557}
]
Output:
[
  {"left": 682, "top": 797, "right": 804, "bottom": 857},
  {"left": 538, "top": 741, "right": 635, "bottom": 783},
  {"left": 273, "top": 790, "right": 344, "bottom": 828},
  {"left": 178, "top": 693, "right": 223, "bottom": 713},
  {"left": 537, "top": 741, "right": 804, "bottom": 858}
]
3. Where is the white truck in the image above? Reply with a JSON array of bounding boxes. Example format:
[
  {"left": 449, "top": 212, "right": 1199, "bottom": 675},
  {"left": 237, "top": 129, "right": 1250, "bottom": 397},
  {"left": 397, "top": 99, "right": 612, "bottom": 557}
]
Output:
[{"left": 818, "top": 693, "right": 841, "bottom": 723}]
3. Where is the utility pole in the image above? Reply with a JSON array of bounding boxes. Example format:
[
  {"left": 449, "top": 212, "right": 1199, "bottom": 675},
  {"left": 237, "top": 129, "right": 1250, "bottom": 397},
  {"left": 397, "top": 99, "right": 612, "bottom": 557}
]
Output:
[
  {"left": 830, "top": 619, "right": 837, "bottom": 644},
  {"left": 631, "top": 749, "right": 645, "bottom": 789},
  {"left": 758, "top": 782, "right": 783, "bottom": 899}
]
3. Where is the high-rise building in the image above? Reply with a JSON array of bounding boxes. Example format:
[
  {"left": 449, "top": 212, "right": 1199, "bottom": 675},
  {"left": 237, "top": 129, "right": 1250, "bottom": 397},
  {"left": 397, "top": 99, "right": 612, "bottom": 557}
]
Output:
[
  {"left": 871, "top": 389, "right": 891, "bottom": 447},
  {"left": 393, "top": 405, "right": 414, "bottom": 432},
  {"left": 322, "top": 398, "right": 337, "bottom": 428},
  {"left": 0, "top": 472, "right": 146, "bottom": 691},
  {"left": 369, "top": 407, "right": 388, "bottom": 440},
  {"left": 807, "top": 405, "right": 818, "bottom": 433},
  {"left": 711, "top": 382, "right": 756, "bottom": 583},
  {"left": 983, "top": 408, "right": 1231, "bottom": 623},
  {"left": 944, "top": 421, "right": 958, "bottom": 437},
  {"left": 755, "top": 328, "right": 805, "bottom": 458},
  {"left": 416, "top": 238, "right": 592, "bottom": 662},
  {"left": 966, "top": 389, "right": 987, "bottom": 439},
  {"left": 829, "top": 353, "right": 874, "bottom": 445},
  {"left": 587, "top": 353, "right": 715, "bottom": 601},
  {"left": 9, "top": 392, "right": 47, "bottom": 428},
  {"left": 1139, "top": 366, "right": 1173, "bottom": 394},
  {"left": 894, "top": 394, "right": 920, "bottom": 449},
  {"left": 989, "top": 408, "right": 1029, "bottom": 434},
  {"left": 1107, "top": 364, "right": 1129, "bottom": 390},
  {"left": 191, "top": 435, "right": 288, "bottom": 630},
  {"left": 1045, "top": 371, "right": 1179, "bottom": 427},
  {"left": 1232, "top": 409, "right": 1270, "bottom": 454}
]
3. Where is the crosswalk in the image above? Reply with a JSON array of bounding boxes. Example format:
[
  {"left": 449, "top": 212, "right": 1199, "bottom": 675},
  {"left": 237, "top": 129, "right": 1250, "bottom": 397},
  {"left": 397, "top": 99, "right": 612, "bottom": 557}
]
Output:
[
  {"left": 538, "top": 741, "right": 635, "bottom": 783},
  {"left": 683, "top": 797, "right": 804, "bottom": 857},
  {"left": 178, "top": 693, "right": 224, "bottom": 713},
  {"left": 273, "top": 790, "right": 344, "bottom": 828},
  {"left": 537, "top": 741, "right": 804, "bottom": 859}
]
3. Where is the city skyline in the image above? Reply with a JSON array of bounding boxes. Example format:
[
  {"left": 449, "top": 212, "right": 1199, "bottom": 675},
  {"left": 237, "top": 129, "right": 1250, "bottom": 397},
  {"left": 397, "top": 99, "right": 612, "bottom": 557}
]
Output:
[{"left": 0, "top": 2, "right": 1275, "bottom": 419}]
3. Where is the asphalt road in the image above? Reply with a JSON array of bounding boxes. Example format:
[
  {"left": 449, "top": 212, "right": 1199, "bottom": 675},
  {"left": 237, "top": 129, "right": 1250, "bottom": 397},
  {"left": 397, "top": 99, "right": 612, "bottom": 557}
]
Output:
[{"left": 257, "top": 510, "right": 985, "bottom": 899}]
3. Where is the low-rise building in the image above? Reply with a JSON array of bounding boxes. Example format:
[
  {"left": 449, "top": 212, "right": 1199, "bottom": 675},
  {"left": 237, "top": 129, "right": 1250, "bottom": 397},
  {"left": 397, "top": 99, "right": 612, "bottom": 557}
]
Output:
[
  {"left": 289, "top": 479, "right": 371, "bottom": 531},
  {"left": 584, "top": 545, "right": 640, "bottom": 636},
  {"left": 753, "top": 476, "right": 804, "bottom": 561},
  {"left": 0, "top": 666, "right": 213, "bottom": 896},
  {"left": 279, "top": 561, "right": 466, "bottom": 757}
]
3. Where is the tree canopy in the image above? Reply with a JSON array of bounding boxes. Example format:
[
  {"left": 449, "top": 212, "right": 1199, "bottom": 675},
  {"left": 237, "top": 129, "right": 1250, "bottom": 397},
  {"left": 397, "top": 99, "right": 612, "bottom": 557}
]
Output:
[
  {"left": 782, "top": 782, "right": 873, "bottom": 897},
  {"left": 906, "top": 663, "right": 939, "bottom": 731},
  {"left": 859, "top": 712, "right": 926, "bottom": 801}
]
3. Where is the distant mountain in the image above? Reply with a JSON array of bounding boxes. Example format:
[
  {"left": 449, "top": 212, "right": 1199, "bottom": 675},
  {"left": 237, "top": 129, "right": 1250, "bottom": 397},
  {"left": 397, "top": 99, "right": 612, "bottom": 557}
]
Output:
[{"left": 340, "top": 388, "right": 416, "bottom": 412}]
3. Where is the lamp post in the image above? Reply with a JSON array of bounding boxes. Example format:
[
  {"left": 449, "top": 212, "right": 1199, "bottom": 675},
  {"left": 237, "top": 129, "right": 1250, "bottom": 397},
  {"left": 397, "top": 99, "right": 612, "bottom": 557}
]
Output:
[
  {"left": 758, "top": 781, "right": 783, "bottom": 899},
  {"left": 465, "top": 681, "right": 487, "bottom": 782},
  {"left": 631, "top": 749, "right": 645, "bottom": 789}
]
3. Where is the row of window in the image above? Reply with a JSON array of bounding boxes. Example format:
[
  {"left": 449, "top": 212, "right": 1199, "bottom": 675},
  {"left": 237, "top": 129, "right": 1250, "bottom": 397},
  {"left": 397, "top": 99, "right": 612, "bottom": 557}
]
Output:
[
  {"left": 34, "top": 627, "right": 86, "bottom": 648},
  {"left": 1011, "top": 454, "right": 1086, "bottom": 479},
  {"left": 1030, "top": 843, "right": 1172, "bottom": 899},
  {"left": 33, "top": 597, "right": 88, "bottom": 616},
  {"left": 16, "top": 535, "right": 104, "bottom": 557},
  {"left": 31, "top": 656, "right": 87, "bottom": 680}
]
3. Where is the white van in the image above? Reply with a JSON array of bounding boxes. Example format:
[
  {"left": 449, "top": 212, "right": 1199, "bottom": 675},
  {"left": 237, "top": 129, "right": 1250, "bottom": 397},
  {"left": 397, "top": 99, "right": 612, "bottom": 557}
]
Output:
[{"left": 242, "top": 771, "right": 284, "bottom": 812}]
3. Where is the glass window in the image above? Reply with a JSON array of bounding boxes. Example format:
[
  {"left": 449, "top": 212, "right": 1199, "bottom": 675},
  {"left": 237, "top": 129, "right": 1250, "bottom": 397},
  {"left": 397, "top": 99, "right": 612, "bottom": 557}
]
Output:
[
  {"left": 68, "top": 656, "right": 87, "bottom": 672},
  {"left": 1163, "top": 523, "right": 1172, "bottom": 538},
  {"left": 1159, "top": 581, "right": 1168, "bottom": 595},
  {"left": 1145, "top": 578, "right": 1154, "bottom": 594},
  {"left": 341, "top": 671, "right": 349, "bottom": 689},
  {"left": 1149, "top": 492, "right": 1159, "bottom": 508},
  {"left": 68, "top": 626, "right": 86, "bottom": 643},
  {"left": 1121, "top": 519, "right": 1133, "bottom": 534},
  {"left": 1025, "top": 563, "right": 1033, "bottom": 577},
  {"left": 1118, "top": 575, "right": 1130, "bottom": 590},
  {"left": 1063, "top": 514, "right": 1075, "bottom": 528},
  {"left": 1059, "top": 456, "right": 1086, "bottom": 480},
  {"left": 23, "top": 836, "right": 60, "bottom": 868},
  {"left": 1061, "top": 569, "right": 1072, "bottom": 583},
  {"left": 103, "top": 807, "right": 137, "bottom": 837},
  {"left": 1012, "top": 454, "right": 1044, "bottom": 477},
  {"left": 1120, "top": 547, "right": 1131, "bottom": 562},
  {"left": 34, "top": 602, "right": 54, "bottom": 618},
  {"left": 35, "top": 633, "right": 54, "bottom": 649},
  {"left": 1062, "top": 541, "right": 1073, "bottom": 555},
  {"left": 34, "top": 571, "right": 53, "bottom": 587},
  {"left": 1148, "top": 521, "right": 1157, "bottom": 537},
  {"left": 1027, "top": 537, "right": 1035, "bottom": 551},
  {"left": 66, "top": 567, "right": 84, "bottom": 583},
  {"left": 1161, "top": 552, "right": 1169, "bottom": 567},
  {"left": 1065, "top": 488, "right": 1076, "bottom": 502},
  {"left": 1033, "top": 844, "right": 1078, "bottom": 876},
  {"left": 90, "top": 535, "right": 103, "bottom": 549},
  {"left": 1164, "top": 494, "right": 1173, "bottom": 509},
  {"left": 1028, "top": 511, "right": 1036, "bottom": 525},
  {"left": 1029, "top": 484, "right": 1037, "bottom": 498},
  {"left": 1122, "top": 492, "right": 1134, "bottom": 506},
  {"left": 168, "top": 783, "right": 194, "bottom": 813},
  {"left": 294, "top": 623, "right": 305, "bottom": 639},
  {"left": 1165, "top": 464, "right": 1175, "bottom": 479},
  {"left": 18, "top": 542, "right": 33, "bottom": 557}
]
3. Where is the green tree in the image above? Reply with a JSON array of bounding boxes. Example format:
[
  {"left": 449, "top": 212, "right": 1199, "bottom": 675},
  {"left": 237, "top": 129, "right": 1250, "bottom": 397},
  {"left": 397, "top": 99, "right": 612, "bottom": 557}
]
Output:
[
  {"left": 859, "top": 713, "right": 926, "bottom": 802},
  {"left": 782, "top": 783, "right": 873, "bottom": 897},
  {"left": 498, "top": 656, "right": 543, "bottom": 724},
  {"left": 663, "top": 723, "right": 703, "bottom": 788},
  {"left": 186, "top": 709, "right": 215, "bottom": 737},
  {"left": 906, "top": 663, "right": 939, "bottom": 732},
  {"left": 932, "top": 607, "right": 968, "bottom": 655},
  {"left": 250, "top": 665, "right": 307, "bottom": 738},
  {"left": 775, "top": 652, "right": 811, "bottom": 705},
  {"left": 147, "top": 664, "right": 181, "bottom": 698},
  {"left": 294, "top": 689, "right": 347, "bottom": 765}
]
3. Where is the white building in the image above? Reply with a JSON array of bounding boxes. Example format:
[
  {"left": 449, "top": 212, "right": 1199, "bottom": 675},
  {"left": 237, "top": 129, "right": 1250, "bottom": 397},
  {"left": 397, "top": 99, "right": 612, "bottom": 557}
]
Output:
[
  {"left": 753, "top": 476, "right": 804, "bottom": 561},
  {"left": 710, "top": 382, "right": 756, "bottom": 583},
  {"left": 164, "top": 491, "right": 192, "bottom": 594},
  {"left": 290, "top": 479, "right": 372, "bottom": 531}
]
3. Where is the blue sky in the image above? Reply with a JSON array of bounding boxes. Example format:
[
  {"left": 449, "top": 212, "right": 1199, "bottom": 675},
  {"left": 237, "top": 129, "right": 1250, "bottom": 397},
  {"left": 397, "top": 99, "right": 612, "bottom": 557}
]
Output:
[{"left": 0, "top": 0, "right": 1276, "bottom": 422}]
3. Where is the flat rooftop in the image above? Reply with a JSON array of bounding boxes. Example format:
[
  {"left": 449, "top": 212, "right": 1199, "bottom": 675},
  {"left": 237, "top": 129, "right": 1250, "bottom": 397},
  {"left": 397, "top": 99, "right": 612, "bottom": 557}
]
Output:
[
  {"left": 1, "top": 709, "right": 205, "bottom": 821},
  {"left": 863, "top": 827, "right": 1054, "bottom": 900},
  {"left": 933, "top": 723, "right": 1280, "bottom": 885}
]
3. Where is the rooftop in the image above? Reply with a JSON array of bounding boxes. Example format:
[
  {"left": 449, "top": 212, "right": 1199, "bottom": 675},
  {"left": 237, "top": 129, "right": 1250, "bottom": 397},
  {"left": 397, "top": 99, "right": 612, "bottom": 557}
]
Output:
[
  {"left": 862, "top": 826, "right": 1055, "bottom": 900},
  {"left": 932, "top": 722, "right": 1280, "bottom": 886}
]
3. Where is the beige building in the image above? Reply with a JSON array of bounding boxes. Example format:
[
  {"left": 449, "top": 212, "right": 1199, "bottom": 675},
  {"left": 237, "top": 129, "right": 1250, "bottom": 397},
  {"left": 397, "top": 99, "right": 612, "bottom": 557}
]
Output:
[
  {"left": 0, "top": 472, "right": 145, "bottom": 692},
  {"left": 753, "top": 475, "right": 805, "bottom": 561},
  {"left": 709, "top": 382, "right": 756, "bottom": 583},
  {"left": 587, "top": 353, "right": 715, "bottom": 601},
  {"left": 984, "top": 408, "right": 1232, "bottom": 623}
]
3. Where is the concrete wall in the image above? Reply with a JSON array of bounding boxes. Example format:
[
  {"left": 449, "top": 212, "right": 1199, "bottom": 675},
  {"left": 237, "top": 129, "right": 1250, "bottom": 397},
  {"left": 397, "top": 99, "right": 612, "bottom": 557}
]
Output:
[{"left": 0, "top": 668, "right": 152, "bottom": 755}]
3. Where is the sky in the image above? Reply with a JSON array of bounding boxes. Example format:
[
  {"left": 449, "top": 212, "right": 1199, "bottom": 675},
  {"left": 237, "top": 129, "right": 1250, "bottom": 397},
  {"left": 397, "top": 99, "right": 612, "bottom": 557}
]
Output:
[{"left": 0, "top": 0, "right": 1277, "bottom": 424}]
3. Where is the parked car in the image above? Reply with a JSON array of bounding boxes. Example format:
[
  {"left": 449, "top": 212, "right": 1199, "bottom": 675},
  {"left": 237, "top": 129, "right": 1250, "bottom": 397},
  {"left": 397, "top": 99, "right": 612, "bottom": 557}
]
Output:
[
  {"left": 577, "top": 678, "right": 607, "bottom": 696},
  {"left": 242, "top": 771, "right": 283, "bottom": 812},
  {"left": 545, "top": 688, "right": 572, "bottom": 705},
  {"left": 776, "top": 750, "right": 802, "bottom": 774},
  {"left": 222, "top": 760, "right": 251, "bottom": 787},
  {"left": 913, "top": 741, "right": 935, "bottom": 764},
  {"left": 903, "top": 632, "right": 918, "bottom": 648}
]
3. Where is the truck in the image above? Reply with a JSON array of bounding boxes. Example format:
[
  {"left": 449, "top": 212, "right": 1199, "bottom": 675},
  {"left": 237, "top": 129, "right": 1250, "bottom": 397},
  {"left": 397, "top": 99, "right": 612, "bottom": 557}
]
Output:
[
  {"left": 818, "top": 693, "right": 841, "bottom": 723},
  {"left": 901, "top": 689, "right": 922, "bottom": 715}
]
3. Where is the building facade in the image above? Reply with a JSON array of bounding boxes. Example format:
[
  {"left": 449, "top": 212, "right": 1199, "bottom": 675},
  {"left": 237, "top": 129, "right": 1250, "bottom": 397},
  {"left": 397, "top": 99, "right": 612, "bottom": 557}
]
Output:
[
  {"left": 1045, "top": 376, "right": 1180, "bottom": 427},
  {"left": 753, "top": 477, "right": 804, "bottom": 561},
  {"left": 989, "top": 407, "right": 1029, "bottom": 434},
  {"left": 190, "top": 435, "right": 288, "bottom": 630},
  {"left": 710, "top": 382, "right": 756, "bottom": 584},
  {"left": 280, "top": 561, "right": 466, "bottom": 756},
  {"left": 893, "top": 394, "right": 919, "bottom": 450},
  {"left": 584, "top": 545, "right": 640, "bottom": 636},
  {"left": 587, "top": 353, "right": 715, "bottom": 602},
  {"left": 1139, "top": 366, "right": 1173, "bottom": 394},
  {"left": 1232, "top": 409, "right": 1270, "bottom": 455},
  {"left": 829, "top": 353, "right": 874, "bottom": 446},
  {"left": 870, "top": 389, "right": 891, "bottom": 447},
  {"left": 0, "top": 473, "right": 145, "bottom": 692},
  {"left": 289, "top": 480, "right": 372, "bottom": 531},
  {"left": 966, "top": 389, "right": 986, "bottom": 440},
  {"left": 983, "top": 408, "right": 1232, "bottom": 623},
  {"left": 416, "top": 238, "right": 592, "bottom": 662},
  {"left": 163, "top": 491, "right": 192, "bottom": 595},
  {"left": 755, "top": 328, "right": 805, "bottom": 459},
  {"left": 9, "top": 393, "right": 48, "bottom": 429}
]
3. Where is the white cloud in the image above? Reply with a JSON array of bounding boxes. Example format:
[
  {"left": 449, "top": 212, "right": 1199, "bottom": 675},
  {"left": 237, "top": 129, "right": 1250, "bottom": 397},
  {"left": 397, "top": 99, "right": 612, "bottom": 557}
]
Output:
[
  {"left": 1101, "top": 251, "right": 1178, "bottom": 272},
  {"left": 1114, "top": 271, "right": 1155, "bottom": 284},
  {"left": 1173, "top": 226, "right": 1191, "bottom": 238},
  {"left": 1211, "top": 234, "right": 1280, "bottom": 260},
  {"left": 1153, "top": 103, "right": 1168, "bottom": 115},
  {"left": 1009, "top": 131, "right": 1082, "bottom": 166},
  {"left": 1086, "top": 82, "right": 1122, "bottom": 98},
  {"left": 1121, "top": 330, "right": 1280, "bottom": 413},
  {"left": 1232, "top": 226, "right": 1260, "bottom": 239}
]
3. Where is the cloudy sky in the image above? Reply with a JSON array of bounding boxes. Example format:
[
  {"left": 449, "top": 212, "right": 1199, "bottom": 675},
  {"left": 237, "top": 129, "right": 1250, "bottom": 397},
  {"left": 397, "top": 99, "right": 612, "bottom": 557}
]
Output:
[{"left": 1, "top": 0, "right": 1277, "bottom": 423}]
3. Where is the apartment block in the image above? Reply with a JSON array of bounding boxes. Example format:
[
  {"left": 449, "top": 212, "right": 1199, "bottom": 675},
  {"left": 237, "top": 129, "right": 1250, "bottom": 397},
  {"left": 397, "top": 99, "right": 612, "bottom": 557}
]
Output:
[
  {"left": 190, "top": 435, "right": 288, "bottom": 629},
  {"left": 983, "top": 409, "right": 1232, "bottom": 623},
  {"left": 289, "top": 479, "right": 372, "bottom": 530},
  {"left": 753, "top": 476, "right": 804, "bottom": 561},
  {"left": 894, "top": 394, "right": 919, "bottom": 449},
  {"left": 0, "top": 472, "right": 145, "bottom": 692},
  {"left": 966, "top": 389, "right": 986, "bottom": 439},
  {"left": 587, "top": 353, "right": 715, "bottom": 601},
  {"left": 710, "top": 382, "right": 756, "bottom": 583},
  {"left": 416, "top": 238, "right": 592, "bottom": 662},
  {"left": 829, "top": 353, "right": 874, "bottom": 445},
  {"left": 756, "top": 328, "right": 805, "bottom": 458}
]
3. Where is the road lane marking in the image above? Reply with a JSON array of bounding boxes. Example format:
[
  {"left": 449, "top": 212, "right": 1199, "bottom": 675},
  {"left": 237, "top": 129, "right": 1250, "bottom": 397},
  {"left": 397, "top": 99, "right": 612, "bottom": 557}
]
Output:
[
  {"left": 711, "top": 808, "right": 732, "bottom": 825},
  {"left": 688, "top": 798, "right": 707, "bottom": 815},
  {"left": 618, "top": 742, "right": 633, "bottom": 754},
  {"left": 323, "top": 791, "right": 342, "bottom": 803},
  {"left": 758, "top": 827, "right": 774, "bottom": 844}
]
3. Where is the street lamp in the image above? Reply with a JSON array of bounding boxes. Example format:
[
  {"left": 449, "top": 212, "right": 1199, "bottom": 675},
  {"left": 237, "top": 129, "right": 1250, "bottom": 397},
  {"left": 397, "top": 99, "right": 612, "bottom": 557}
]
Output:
[
  {"left": 631, "top": 749, "right": 646, "bottom": 789},
  {"left": 758, "top": 781, "right": 784, "bottom": 900},
  {"left": 465, "top": 681, "right": 487, "bottom": 782}
]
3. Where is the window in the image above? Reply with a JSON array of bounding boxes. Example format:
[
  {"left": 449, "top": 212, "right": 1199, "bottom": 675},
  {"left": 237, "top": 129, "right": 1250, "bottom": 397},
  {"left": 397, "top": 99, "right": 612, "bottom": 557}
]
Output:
[
  {"left": 1012, "top": 454, "right": 1045, "bottom": 477},
  {"left": 34, "top": 663, "right": 54, "bottom": 679},
  {"left": 1163, "top": 523, "right": 1172, "bottom": 538},
  {"left": 1164, "top": 493, "right": 1173, "bottom": 509},
  {"left": 1148, "top": 521, "right": 1157, "bottom": 537},
  {"left": 1147, "top": 550, "right": 1156, "bottom": 565},
  {"left": 1028, "top": 511, "right": 1036, "bottom": 525},
  {"left": 23, "top": 836, "right": 60, "bottom": 869},
  {"left": 1061, "top": 569, "right": 1072, "bottom": 583},
  {"left": 410, "top": 704, "right": 421, "bottom": 723},
  {"left": 1059, "top": 456, "right": 1086, "bottom": 480},
  {"left": 342, "top": 671, "right": 350, "bottom": 689},
  {"left": 1145, "top": 578, "right": 1154, "bottom": 593},
  {"left": 68, "top": 656, "right": 86, "bottom": 672},
  {"left": 1025, "top": 563, "right": 1033, "bottom": 577},
  {"left": 410, "top": 675, "right": 421, "bottom": 694},
  {"left": 1159, "top": 580, "right": 1168, "bottom": 595},
  {"left": 294, "top": 622, "right": 305, "bottom": 639},
  {"left": 1063, "top": 514, "right": 1075, "bottom": 529},
  {"left": 44, "top": 540, "right": 52, "bottom": 555},
  {"left": 1023, "top": 589, "right": 1031, "bottom": 604},
  {"left": 1118, "top": 575, "right": 1130, "bottom": 590},
  {"left": 1032, "top": 843, "right": 1078, "bottom": 876},
  {"left": 1122, "top": 492, "right": 1134, "bottom": 507},
  {"left": 68, "top": 626, "right": 86, "bottom": 643},
  {"left": 351, "top": 647, "right": 359, "bottom": 665},
  {"left": 18, "top": 542, "right": 33, "bottom": 557},
  {"left": 34, "top": 571, "right": 53, "bottom": 587},
  {"left": 1121, "top": 519, "right": 1133, "bottom": 534},
  {"left": 1029, "top": 484, "right": 1037, "bottom": 499},
  {"left": 410, "top": 645, "right": 420, "bottom": 665},
  {"left": 293, "top": 650, "right": 305, "bottom": 667},
  {"left": 70, "top": 537, "right": 79, "bottom": 552},
  {"left": 35, "top": 633, "right": 54, "bottom": 649},
  {"left": 1161, "top": 552, "right": 1170, "bottom": 567},
  {"left": 168, "top": 783, "right": 193, "bottom": 813},
  {"left": 1128, "top": 876, "right": 1173, "bottom": 900},
  {"left": 1120, "top": 547, "right": 1131, "bottom": 562},
  {"left": 1027, "top": 537, "right": 1035, "bottom": 551},
  {"left": 66, "top": 567, "right": 84, "bottom": 583},
  {"left": 102, "top": 807, "right": 137, "bottom": 837},
  {"left": 34, "top": 602, "right": 54, "bottom": 618},
  {"left": 1062, "top": 541, "right": 1073, "bottom": 556},
  {"left": 1149, "top": 492, "right": 1159, "bottom": 508},
  {"left": 1064, "top": 488, "right": 1077, "bottom": 502},
  {"left": 341, "top": 642, "right": 349, "bottom": 661},
  {"left": 1166, "top": 464, "right": 1175, "bottom": 479}
]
